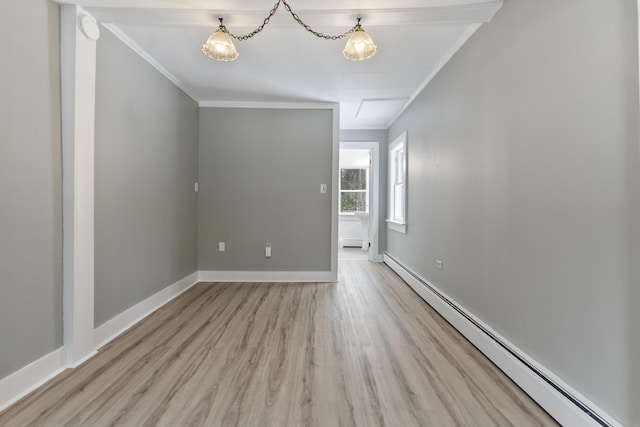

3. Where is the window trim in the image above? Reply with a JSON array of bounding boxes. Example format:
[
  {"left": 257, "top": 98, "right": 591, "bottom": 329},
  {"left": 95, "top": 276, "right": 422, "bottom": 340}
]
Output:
[{"left": 387, "top": 131, "right": 407, "bottom": 234}]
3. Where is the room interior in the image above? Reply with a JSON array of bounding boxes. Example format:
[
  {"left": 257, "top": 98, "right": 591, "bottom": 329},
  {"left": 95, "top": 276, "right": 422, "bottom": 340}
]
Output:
[{"left": 1, "top": 0, "right": 639, "bottom": 425}]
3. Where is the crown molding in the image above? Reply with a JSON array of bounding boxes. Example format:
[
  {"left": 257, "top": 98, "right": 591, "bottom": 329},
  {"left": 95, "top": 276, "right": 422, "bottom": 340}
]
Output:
[
  {"left": 54, "top": 2, "right": 503, "bottom": 27},
  {"left": 101, "top": 23, "right": 200, "bottom": 103},
  {"left": 199, "top": 100, "right": 338, "bottom": 110},
  {"left": 387, "top": 22, "right": 482, "bottom": 128}
]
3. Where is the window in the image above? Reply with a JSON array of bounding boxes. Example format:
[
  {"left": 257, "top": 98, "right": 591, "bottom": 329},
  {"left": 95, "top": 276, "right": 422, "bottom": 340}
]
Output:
[
  {"left": 387, "top": 131, "right": 407, "bottom": 233},
  {"left": 340, "top": 168, "right": 368, "bottom": 213}
]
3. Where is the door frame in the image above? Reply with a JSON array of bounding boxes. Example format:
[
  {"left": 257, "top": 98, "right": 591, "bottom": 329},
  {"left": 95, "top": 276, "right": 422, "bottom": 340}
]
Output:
[{"left": 339, "top": 140, "right": 381, "bottom": 262}]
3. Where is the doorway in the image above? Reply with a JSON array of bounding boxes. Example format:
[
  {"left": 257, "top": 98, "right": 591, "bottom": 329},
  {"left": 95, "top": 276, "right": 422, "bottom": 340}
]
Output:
[{"left": 338, "top": 141, "right": 380, "bottom": 262}]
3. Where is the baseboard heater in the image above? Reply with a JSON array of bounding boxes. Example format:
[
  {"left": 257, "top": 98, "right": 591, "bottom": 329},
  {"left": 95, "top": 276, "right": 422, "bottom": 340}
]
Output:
[
  {"left": 383, "top": 251, "right": 613, "bottom": 427},
  {"left": 340, "top": 239, "right": 363, "bottom": 248}
]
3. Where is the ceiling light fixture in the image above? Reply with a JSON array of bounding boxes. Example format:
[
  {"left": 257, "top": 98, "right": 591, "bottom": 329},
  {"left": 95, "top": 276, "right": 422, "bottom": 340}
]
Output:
[{"left": 202, "top": 0, "right": 377, "bottom": 62}]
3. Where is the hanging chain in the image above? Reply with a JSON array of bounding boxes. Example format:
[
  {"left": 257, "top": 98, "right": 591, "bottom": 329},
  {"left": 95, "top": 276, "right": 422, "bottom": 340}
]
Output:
[
  {"left": 222, "top": 0, "right": 282, "bottom": 41},
  {"left": 282, "top": 0, "right": 359, "bottom": 40},
  {"left": 220, "top": 0, "right": 360, "bottom": 42}
]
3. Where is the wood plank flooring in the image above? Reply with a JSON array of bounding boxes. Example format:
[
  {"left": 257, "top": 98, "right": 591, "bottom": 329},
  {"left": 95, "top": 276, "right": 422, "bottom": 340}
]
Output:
[{"left": 0, "top": 261, "right": 558, "bottom": 426}]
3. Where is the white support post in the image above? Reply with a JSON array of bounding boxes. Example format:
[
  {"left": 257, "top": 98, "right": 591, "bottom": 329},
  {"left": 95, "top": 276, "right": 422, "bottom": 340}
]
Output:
[
  {"left": 331, "top": 105, "right": 340, "bottom": 281},
  {"left": 60, "top": 5, "right": 99, "bottom": 366}
]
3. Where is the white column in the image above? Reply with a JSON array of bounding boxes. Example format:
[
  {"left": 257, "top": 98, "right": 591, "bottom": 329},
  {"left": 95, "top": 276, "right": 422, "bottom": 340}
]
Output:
[{"left": 60, "top": 6, "right": 99, "bottom": 366}]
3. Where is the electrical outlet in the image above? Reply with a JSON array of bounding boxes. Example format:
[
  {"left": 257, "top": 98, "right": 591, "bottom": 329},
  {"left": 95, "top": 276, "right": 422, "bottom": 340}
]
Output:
[
  {"left": 265, "top": 242, "right": 272, "bottom": 258},
  {"left": 218, "top": 242, "right": 225, "bottom": 252},
  {"left": 436, "top": 259, "right": 443, "bottom": 270}
]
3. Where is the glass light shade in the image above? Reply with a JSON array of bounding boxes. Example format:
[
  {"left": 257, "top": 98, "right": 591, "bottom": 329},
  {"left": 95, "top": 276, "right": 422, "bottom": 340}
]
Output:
[
  {"left": 202, "top": 28, "right": 239, "bottom": 61},
  {"left": 342, "top": 27, "right": 377, "bottom": 61}
]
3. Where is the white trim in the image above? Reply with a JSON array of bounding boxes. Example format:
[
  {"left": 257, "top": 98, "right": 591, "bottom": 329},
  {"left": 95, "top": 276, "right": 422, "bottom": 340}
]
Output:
[
  {"left": 386, "top": 219, "right": 407, "bottom": 234},
  {"left": 94, "top": 272, "right": 199, "bottom": 349},
  {"left": 101, "top": 23, "right": 201, "bottom": 103},
  {"left": 387, "top": 131, "right": 407, "bottom": 232},
  {"left": 0, "top": 348, "right": 67, "bottom": 413},
  {"left": 69, "top": 2, "right": 504, "bottom": 28},
  {"left": 330, "top": 106, "right": 340, "bottom": 281},
  {"left": 199, "top": 100, "right": 337, "bottom": 110},
  {"left": 370, "top": 254, "right": 383, "bottom": 262},
  {"left": 340, "top": 140, "right": 381, "bottom": 261},
  {"left": 387, "top": 23, "right": 483, "bottom": 128},
  {"left": 60, "top": 5, "right": 98, "bottom": 366},
  {"left": 198, "top": 270, "right": 335, "bottom": 283},
  {"left": 383, "top": 253, "right": 623, "bottom": 427},
  {"left": 339, "top": 213, "right": 360, "bottom": 220},
  {"left": 0, "top": 272, "right": 198, "bottom": 413},
  {"left": 68, "top": 350, "right": 98, "bottom": 369}
]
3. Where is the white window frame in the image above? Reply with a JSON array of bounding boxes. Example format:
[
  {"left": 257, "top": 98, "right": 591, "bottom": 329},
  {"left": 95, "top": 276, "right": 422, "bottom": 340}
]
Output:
[
  {"left": 339, "top": 167, "right": 369, "bottom": 214},
  {"left": 386, "top": 131, "right": 407, "bottom": 234}
]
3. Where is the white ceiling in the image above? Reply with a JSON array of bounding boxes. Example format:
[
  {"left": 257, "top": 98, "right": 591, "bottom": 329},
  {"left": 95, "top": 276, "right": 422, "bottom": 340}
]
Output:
[{"left": 69, "top": 0, "right": 503, "bottom": 129}]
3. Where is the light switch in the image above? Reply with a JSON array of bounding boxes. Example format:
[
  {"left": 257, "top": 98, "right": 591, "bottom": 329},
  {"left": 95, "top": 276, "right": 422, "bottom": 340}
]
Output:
[
  {"left": 320, "top": 184, "right": 327, "bottom": 194},
  {"left": 218, "top": 242, "right": 225, "bottom": 252}
]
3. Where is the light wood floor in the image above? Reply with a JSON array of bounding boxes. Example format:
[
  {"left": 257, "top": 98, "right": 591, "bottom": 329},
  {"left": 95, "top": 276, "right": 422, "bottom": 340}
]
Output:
[
  {"left": 338, "top": 247, "right": 369, "bottom": 261},
  {"left": 0, "top": 261, "right": 558, "bottom": 426}
]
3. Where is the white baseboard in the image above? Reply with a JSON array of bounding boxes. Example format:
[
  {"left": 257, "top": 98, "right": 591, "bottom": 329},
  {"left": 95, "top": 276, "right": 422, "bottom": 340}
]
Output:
[
  {"left": 383, "top": 253, "right": 621, "bottom": 427},
  {"left": 69, "top": 350, "right": 98, "bottom": 369},
  {"left": 198, "top": 270, "right": 336, "bottom": 283},
  {"left": 370, "top": 253, "right": 384, "bottom": 262},
  {"left": 0, "top": 347, "right": 67, "bottom": 413},
  {"left": 1, "top": 272, "right": 199, "bottom": 414},
  {"left": 94, "top": 271, "right": 199, "bottom": 350},
  {"left": 0, "top": 268, "right": 326, "bottom": 414}
]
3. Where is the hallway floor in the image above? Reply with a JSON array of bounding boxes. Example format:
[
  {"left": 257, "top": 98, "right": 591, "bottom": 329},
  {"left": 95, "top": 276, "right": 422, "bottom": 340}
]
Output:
[
  {"left": 338, "top": 247, "right": 369, "bottom": 261},
  {"left": 0, "top": 261, "right": 557, "bottom": 426}
]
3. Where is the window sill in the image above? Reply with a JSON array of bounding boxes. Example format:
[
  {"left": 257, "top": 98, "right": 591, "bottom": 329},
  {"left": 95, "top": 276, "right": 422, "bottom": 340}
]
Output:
[
  {"left": 386, "top": 219, "right": 406, "bottom": 234},
  {"left": 339, "top": 213, "right": 359, "bottom": 221}
]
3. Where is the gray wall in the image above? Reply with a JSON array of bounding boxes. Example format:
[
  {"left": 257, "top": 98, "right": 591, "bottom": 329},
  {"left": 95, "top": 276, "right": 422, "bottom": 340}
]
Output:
[
  {"left": 340, "top": 129, "right": 388, "bottom": 256},
  {"left": 199, "top": 108, "right": 333, "bottom": 271},
  {"left": 386, "top": 0, "right": 639, "bottom": 424},
  {"left": 0, "top": 0, "right": 63, "bottom": 379},
  {"left": 632, "top": 183, "right": 640, "bottom": 424},
  {"left": 95, "top": 30, "right": 199, "bottom": 326}
]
